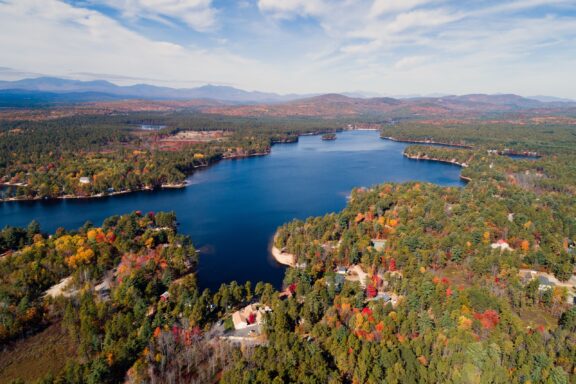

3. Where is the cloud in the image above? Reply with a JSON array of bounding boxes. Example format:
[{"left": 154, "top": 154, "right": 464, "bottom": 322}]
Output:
[
  {"left": 91, "top": 0, "right": 218, "bottom": 31},
  {"left": 370, "top": 0, "right": 434, "bottom": 18},
  {"left": 0, "top": 0, "right": 282, "bottom": 90},
  {"left": 1, "top": 0, "right": 576, "bottom": 97},
  {"left": 394, "top": 55, "right": 430, "bottom": 70},
  {"left": 257, "top": 0, "right": 327, "bottom": 19}
]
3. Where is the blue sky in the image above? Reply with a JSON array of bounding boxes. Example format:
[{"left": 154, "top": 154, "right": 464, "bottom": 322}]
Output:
[{"left": 0, "top": 0, "right": 575, "bottom": 97}]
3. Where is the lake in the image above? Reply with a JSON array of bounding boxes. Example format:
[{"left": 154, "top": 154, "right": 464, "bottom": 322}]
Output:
[{"left": 0, "top": 131, "right": 464, "bottom": 290}]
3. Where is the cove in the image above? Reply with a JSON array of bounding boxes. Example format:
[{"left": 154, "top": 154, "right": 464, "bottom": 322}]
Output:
[{"left": 0, "top": 131, "right": 464, "bottom": 290}]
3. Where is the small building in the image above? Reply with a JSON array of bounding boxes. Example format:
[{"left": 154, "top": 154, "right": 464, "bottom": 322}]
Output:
[
  {"left": 160, "top": 291, "right": 170, "bottom": 302},
  {"left": 538, "top": 276, "right": 555, "bottom": 291},
  {"left": 79, "top": 177, "right": 91, "bottom": 184},
  {"left": 335, "top": 266, "right": 347, "bottom": 275},
  {"left": 375, "top": 292, "right": 391, "bottom": 302},
  {"left": 491, "top": 240, "right": 513, "bottom": 252},
  {"left": 371, "top": 239, "right": 387, "bottom": 251}
]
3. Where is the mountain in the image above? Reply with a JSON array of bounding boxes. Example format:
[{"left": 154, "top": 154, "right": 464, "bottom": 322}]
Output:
[
  {"left": 0, "top": 77, "right": 305, "bottom": 104},
  {"left": 0, "top": 89, "right": 126, "bottom": 108},
  {"left": 201, "top": 93, "right": 576, "bottom": 118},
  {"left": 1, "top": 77, "right": 574, "bottom": 114}
]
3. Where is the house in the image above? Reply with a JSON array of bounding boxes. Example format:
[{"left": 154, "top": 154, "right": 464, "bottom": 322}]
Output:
[
  {"left": 79, "top": 177, "right": 91, "bottom": 184},
  {"left": 491, "top": 240, "right": 513, "bottom": 252},
  {"left": 374, "top": 292, "right": 391, "bottom": 302},
  {"left": 538, "top": 276, "right": 555, "bottom": 291},
  {"left": 231, "top": 303, "right": 271, "bottom": 330},
  {"left": 371, "top": 239, "right": 387, "bottom": 251},
  {"left": 160, "top": 291, "right": 170, "bottom": 302}
]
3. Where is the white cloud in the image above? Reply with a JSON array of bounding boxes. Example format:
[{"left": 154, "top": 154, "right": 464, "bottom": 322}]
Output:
[
  {"left": 394, "top": 55, "right": 429, "bottom": 70},
  {"left": 0, "top": 0, "right": 283, "bottom": 90},
  {"left": 370, "top": 0, "right": 433, "bottom": 18},
  {"left": 1, "top": 0, "right": 576, "bottom": 97},
  {"left": 387, "top": 9, "right": 460, "bottom": 33},
  {"left": 92, "top": 0, "right": 218, "bottom": 31},
  {"left": 257, "top": 0, "right": 327, "bottom": 19}
]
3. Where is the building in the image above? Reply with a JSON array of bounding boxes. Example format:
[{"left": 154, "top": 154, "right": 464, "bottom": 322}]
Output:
[
  {"left": 538, "top": 275, "right": 555, "bottom": 291},
  {"left": 231, "top": 303, "right": 271, "bottom": 330},
  {"left": 371, "top": 239, "right": 387, "bottom": 251},
  {"left": 491, "top": 239, "right": 513, "bottom": 251},
  {"left": 79, "top": 177, "right": 91, "bottom": 184}
]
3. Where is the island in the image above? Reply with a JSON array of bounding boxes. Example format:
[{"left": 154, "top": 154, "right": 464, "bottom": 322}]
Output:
[{"left": 321, "top": 133, "right": 337, "bottom": 141}]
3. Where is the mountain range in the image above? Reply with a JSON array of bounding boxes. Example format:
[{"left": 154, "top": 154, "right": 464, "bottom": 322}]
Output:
[
  {"left": 0, "top": 77, "right": 305, "bottom": 104},
  {"left": 0, "top": 77, "right": 575, "bottom": 115}
]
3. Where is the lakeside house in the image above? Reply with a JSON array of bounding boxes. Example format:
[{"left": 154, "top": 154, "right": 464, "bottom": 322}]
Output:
[
  {"left": 231, "top": 303, "right": 271, "bottom": 330},
  {"left": 79, "top": 177, "right": 91, "bottom": 184}
]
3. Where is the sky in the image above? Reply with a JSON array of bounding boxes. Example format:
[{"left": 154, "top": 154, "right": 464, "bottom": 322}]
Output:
[{"left": 0, "top": 0, "right": 575, "bottom": 97}]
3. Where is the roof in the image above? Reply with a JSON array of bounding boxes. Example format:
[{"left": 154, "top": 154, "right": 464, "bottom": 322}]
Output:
[{"left": 371, "top": 239, "right": 387, "bottom": 251}]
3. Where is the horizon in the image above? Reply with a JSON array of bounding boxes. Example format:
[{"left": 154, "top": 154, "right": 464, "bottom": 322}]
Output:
[
  {"left": 1, "top": 1, "right": 575, "bottom": 98},
  {"left": 1, "top": 75, "right": 575, "bottom": 101}
]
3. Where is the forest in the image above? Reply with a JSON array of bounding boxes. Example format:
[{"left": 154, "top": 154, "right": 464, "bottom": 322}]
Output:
[{"left": 0, "top": 113, "right": 344, "bottom": 200}]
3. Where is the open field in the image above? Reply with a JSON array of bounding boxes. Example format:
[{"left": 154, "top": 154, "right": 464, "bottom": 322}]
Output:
[{"left": 0, "top": 322, "right": 76, "bottom": 384}]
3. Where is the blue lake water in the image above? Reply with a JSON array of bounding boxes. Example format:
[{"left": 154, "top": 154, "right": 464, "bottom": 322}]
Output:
[{"left": 0, "top": 131, "right": 464, "bottom": 290}]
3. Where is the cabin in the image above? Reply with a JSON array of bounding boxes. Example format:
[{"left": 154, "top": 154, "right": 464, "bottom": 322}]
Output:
[
  {"left": 160, "top": 291, "right": 170, "bottom": 302},
  {"left": 79, "top": 177, "right": 91, "bottom": 184}
]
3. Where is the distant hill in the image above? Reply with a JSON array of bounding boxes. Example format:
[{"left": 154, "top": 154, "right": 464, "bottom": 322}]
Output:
[
  {"left": 0, "top": 77, "right": 574, "bottom": 114},
  {"left": 0, "top": 89, "right": 125, "bottom": 108},
  {"left": 200, "top": 92, "right": 576, "bottom": 117},
  {"left": 0, "top": 77, "right": 306, "bottom": 104}
]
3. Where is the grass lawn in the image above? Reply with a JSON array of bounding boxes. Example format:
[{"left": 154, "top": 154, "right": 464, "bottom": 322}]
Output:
[{"left": 516, "top": 306, "right": 558, "bottom": 330}]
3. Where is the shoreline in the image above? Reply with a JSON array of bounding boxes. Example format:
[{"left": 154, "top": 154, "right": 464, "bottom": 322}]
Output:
[
  {"left": 403, "top": 152, "right": 472, "bottom": 183},
  {"left": 270, "top": 233, "right": 296, "bottom": 267},
  {"left": 0, "top": 182, "right": 189, "bottom": 203},
  {"left": 2, "top": 131, "right": 470, "bottom": 203},
  {"left": 0, "top": 151, "right": 272, "bottom": 203},
  {"left": 271, "top": 245, "right": 296, "bottom": 267},
  {"left": 403, "top": 152, "right": 469, "bottom": 168},
  {"left": 382, "top": 136, "right": 473, "bottom": 149}
]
